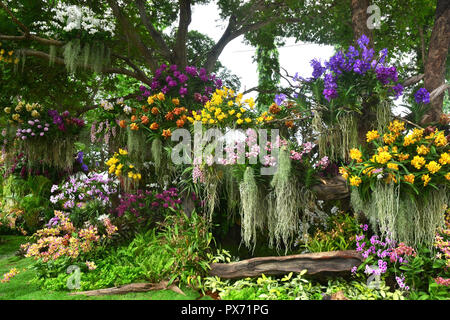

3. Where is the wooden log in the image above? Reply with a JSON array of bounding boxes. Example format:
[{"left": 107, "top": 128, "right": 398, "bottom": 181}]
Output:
[
  {"left": 209, "top": 250, "right": 363, "bottom": 279},
  {"left": 312, "top": 176, "right": 350, "bottom": 201},
  {"left": 68, "top": 280, "right": 185, "bottom": 296}
]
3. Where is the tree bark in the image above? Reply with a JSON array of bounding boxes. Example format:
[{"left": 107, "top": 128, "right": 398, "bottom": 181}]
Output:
[
  {"left": 350, "top": 0, "right": 373, "bottom": 46},
  {"left": 421, "top": 0, "right": 450, "bottom": 125},
  {"left": 68, "top": 281, "right": 185, "bottom": 296},
  {"left": 312, "top": 176, "right": 350, "bottom": 201},
  {"left": 209, "top": 250, "right": 364, "bottom": 279}
]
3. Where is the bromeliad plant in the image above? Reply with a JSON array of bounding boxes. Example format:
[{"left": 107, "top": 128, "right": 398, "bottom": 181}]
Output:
[{"left": 341, "top": 120, "right": 449, "bottom": 246}]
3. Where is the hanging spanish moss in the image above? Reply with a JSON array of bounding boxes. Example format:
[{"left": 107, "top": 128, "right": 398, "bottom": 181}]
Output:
[
  {"left": 376, "top": 100, "right": 392, "bottom": 134},
  {"left": 239, "top": 167, "right": 265, "bottom": 251},
  {"left": 315, "top": 112, "right": 358, "bottom": 162},
  {"left": 49, "top": 45, "right": 57, "bottom": 67},
  {"left": 224, "top": 167, "right": 240, "bottom": 218},
  {"left": 151, "top": 138, "right": 162, "bottom": 172},
  {"left": 62, "top": 40, "right": 110, "bottom": 73},
  {"left": 63, "top": 39, "right": 81, "bottom": 73},
  {"left": 127, "top": 129, "right": 150, "bottom": 169},
  {"left": 267, "top": 147, "right": 303, "bottom": 252},
  {"left": 351, "top": 183, "right": 448, "bottom": 247},
  {"left": 18, "top": 137, "right": 76, "bottom": 171},
  {"left": 203, "top": 170, "right": 220, "bottom": 223}
]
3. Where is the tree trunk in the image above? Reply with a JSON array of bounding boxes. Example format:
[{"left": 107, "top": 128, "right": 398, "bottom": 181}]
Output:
[
  {"left": 421, "top": 0, "right": 450, "bottom": 125},
  {"left": 209, "top": 250, "right": 364, "bottom": 279},
  {"left": 350, "top": 0, "right": 377, "bottom": 148},
  {"left": 350, "top": 0, "right": 373, "bottom": 45}
]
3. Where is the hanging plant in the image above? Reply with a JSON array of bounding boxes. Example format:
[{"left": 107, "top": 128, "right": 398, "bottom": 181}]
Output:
[
  {"left": 341, "top": 120, "right": 450, "bottom": 247},
  {"left": 2, "top": 101, "right": 85, "bottom": 170}
]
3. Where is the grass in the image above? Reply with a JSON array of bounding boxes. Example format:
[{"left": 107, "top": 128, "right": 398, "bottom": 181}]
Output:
[{"left": 0, "top": 235, "right": 211, "bottom": 300}]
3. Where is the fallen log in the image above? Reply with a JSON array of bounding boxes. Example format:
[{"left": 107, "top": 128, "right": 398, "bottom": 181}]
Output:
[
  {"left": 312, "top": 176, "right": 350, "bottom": 201},
  {"left": 68, "top": 280, "right": 185, "bottom": 297},
  {"left": 209, "top": 250, "right": 363, "bottom": 279}
]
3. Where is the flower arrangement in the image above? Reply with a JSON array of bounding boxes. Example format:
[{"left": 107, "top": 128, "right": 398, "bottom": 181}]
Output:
[
  {"left": 50, "top": 173, "right": 117, "bottom": 210},
  {"left": 284, "top": 35, "right": 406, "bottom": 162},
  {"left": 114, "top": 187, "right": 183, "bottom": 233},
  {"left": 122, "top": 91, "right": 189, "bottom": 140},
  {"left": 138, "top": 63, "right": 223, "bottom": 105},
  {"left": 106, "top": 148, "right": 142, "bottom": 183},
  {"left": 353, "top": 212, "right": 450, "bottom": 297},
  {"left": 186, "top": 87, "right": 273, "bottom": 128},
  {"left": 2, "top": 101, "right": 85, "bottom": 170},
  {"left": 342, "top": 120, "right": 449, "bottom": 193},
  {"left": 22, "top": 211, "right": 118, "bottom": 263},
  {"left": 341, "top": 120, "right": 449, "bottom": 246}
]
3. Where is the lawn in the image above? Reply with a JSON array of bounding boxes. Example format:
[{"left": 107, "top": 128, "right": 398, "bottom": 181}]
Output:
[{"left": 0, "top": 235, "right": 210, "bottom": 300}]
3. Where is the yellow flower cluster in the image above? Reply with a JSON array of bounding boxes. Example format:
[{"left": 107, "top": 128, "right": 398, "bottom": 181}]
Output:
[
  {"left": 4, "top": 101, "right": 42, "bottom": 123},
  {"left": 349, "top": 175, "right": 362, "bottom": 187},
  {"left": 0, "top": 42, "right": 19, "bottom": 64},
  {"left": 341, "top": 121, "right": 449, "bottom": 193},
  {"left": 366, "top": 130, "right": 380, "bottom": 142},
  {"left": 106, "top": 149, "right": 141, "bottom": 181},
  {"left": 187, "top": 87, "right": 272, "bottom": 126},
  {"left": 374, "top": 151, "right": 392, "bottom": 164},
  {"left": 349, "top": 148, "right": 363, "bottom": 162},
  {"left": 411, "top": 155, "right": 426, "bottom": 169}
]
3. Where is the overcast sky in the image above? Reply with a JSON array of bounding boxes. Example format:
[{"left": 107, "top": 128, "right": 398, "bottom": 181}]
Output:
[{"left": 189, "top": 3, "right": 335, "bottom": 98}]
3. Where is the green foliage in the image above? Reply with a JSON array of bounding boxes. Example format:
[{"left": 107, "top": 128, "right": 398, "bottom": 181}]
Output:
[
  {"left": 301, "top": 212, "right": 360, "bottom": 253},
  {"left": 204, "top": 272, "right": 406, "bottom": 300}
]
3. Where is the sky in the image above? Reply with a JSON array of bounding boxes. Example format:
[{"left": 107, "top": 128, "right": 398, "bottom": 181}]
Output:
[{"left": 189, "top": 3, "right": 335, "bottom": 98}]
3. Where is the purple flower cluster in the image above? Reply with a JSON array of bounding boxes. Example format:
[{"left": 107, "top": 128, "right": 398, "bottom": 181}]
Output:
[
  {"left": 154, "top": 187, "right": 182, "bottom": 209},
  {"left": 116, "top": 188, "right": 182, "bottom": 219},
  {"left": 354, "top": 224, "right": 414, "bottom": 291},
  {"left": 50, "top": 173, "right": 117, "bottom": 209},
  {"left": 414, "top": 88, "right": 430, "bottom": 104},
  {"left": 274, "top": 93, "right": 287, "bottom": 105},
  {"left": 139, "top": 64, "right": 223, "bottom": 102},
  {"left": 47, "top": 110, "right": 84, "bottom": 132},
  {"left": 288, "top": 35, "right": 404, "bottom": 102},
  {"left": 16, "top": 120, "right": 50, "bottom": 140},
  {"left": 76, "top": 151, "right": 89, "bottom": 172}
]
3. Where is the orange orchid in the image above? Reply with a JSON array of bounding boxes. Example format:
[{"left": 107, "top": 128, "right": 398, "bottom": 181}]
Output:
[
  {"left": 141, "top": 115, "right": 149, "bottom": 125},
  {"left": 162, "top": 129, "right": 172, "bottom": 139},
  {"left": 176, "top": 119, "right": 185, "bottom": 128},
  {"left": 151, "top": 107, "right": 159, "bottom": 115},
  {"left": 165, "top": 112, "right": 174, "bottom": 121},
  {"left": 150, "top": 122, "right": 159, "bottom": 130},
  {"left": 119, "top": 120, "right": 127, "bottom": 128},
  {"left": 130, "top": 123, "right": 139, "bottom": 131}
]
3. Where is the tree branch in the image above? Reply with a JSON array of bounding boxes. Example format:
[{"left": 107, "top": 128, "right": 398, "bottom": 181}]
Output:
[
  {"left": 135, "top": 0, "right": 173, "bottom": 62},
  {"left": 106, "top": 0, "right": 158, "bottom": 73},
  {"left": 76, "top": 92, "right": 141, "bottom": 116},
  {"left": 18, "top": 48, "right": 152, "bottom": 85},
  {"left": 0, "top": 1, "right": 29, "bottom": 34},
  {"left": 403, "top": 73, "right": 425, "bottom": 87},
  {"left": 0, "top": 33, "right": 64, "bottom": 46},
  {"left": 174, "top": 0, "right": 192, "bottom": 69}
]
